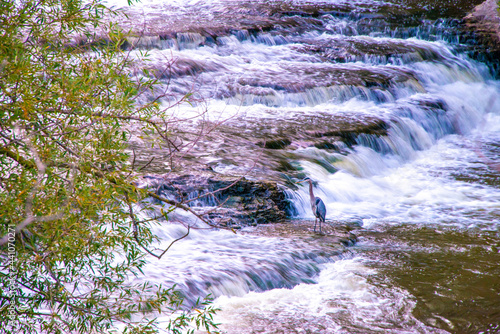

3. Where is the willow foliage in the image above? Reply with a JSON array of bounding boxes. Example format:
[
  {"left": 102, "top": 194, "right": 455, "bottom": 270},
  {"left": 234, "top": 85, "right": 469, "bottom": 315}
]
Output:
[{"left": 0, "top": 1, "right": 218, "bottom": 333}]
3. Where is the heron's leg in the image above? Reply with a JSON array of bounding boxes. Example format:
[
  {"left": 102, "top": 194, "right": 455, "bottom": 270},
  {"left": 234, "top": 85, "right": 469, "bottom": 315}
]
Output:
[{"left": 314, "top": 218, "right": 317, "bottom": 232}]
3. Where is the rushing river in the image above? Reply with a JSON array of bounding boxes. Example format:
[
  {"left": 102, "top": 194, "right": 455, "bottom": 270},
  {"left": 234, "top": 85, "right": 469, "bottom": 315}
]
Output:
[{"left": 108, "top": 0, "right": 499, "bottom": 332}]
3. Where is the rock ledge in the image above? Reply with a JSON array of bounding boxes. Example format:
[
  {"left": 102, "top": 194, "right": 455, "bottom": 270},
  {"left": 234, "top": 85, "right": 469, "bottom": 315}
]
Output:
[{"left": 464, "top": 0, "right": 500, "bottom": 74}]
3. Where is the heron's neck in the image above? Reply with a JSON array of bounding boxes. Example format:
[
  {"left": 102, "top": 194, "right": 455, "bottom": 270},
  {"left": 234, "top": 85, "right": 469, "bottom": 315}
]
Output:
[{"left": 308, "top": 181, "right": 315, "bottom": 204}]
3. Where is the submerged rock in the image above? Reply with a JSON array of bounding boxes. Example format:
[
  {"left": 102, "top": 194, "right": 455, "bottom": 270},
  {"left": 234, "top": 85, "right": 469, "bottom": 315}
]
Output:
[
  {"left": 246, "top": 219, "right": 360, "bottom": 246},
  {"left": 292, "top": 36, "right": 448, "bottom": 64}
]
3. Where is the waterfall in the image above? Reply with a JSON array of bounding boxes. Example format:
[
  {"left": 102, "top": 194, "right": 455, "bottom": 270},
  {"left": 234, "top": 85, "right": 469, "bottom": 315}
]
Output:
[{"left": 108, "top": 0, "right": 500, "bottom": 332}]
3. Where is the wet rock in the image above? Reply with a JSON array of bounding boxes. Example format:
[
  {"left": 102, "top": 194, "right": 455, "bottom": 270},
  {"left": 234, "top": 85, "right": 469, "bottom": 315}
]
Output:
[
  {"left": 292, "top": 36, "right": 447, "bottom": 64},
  {"left": 143, "top": 174, "right": 290, "bottom": 227},
  {"left": 229, "top": 63, "right": 420, "bottom": 96},
  {"left": 257, "top": 138, "right": 292, "bottom": 149},
  {"left": 237, "top": 113, "right": 388, "bottom": 148},
  {"left": 109, "top": 0, "right": 485, "bottom": 50},
  {"left": 113, "top": 1, "right": 326, "bottom": 43},
  {"left": 464, "top": 0, "right": 500, "bottom": 46},
  {"left": 463, "top": 0, "right": 500, "bottom": 75},
  {"left": 245, "top": 219, "right": 362, "bottom": 250},
  {"left": 309, "top": 115, "right": 388, "bottom": 147},
  {"left": 128, "top": 112, "right": 390, "bottom": 184}
]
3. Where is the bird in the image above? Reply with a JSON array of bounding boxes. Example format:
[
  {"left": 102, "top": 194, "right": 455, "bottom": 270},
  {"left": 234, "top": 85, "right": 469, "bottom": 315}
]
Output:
[{"left": 297, "top": 177, "right": 326, "bottom": 233}]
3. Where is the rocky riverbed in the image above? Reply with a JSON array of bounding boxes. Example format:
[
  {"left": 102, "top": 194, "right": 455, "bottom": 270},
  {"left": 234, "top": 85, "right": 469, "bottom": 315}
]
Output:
[
  {"left": 105, "top": 0, "right": 500, "bottom": 332},
  {"left": 123, "top": 0, "right": 500, "bottom": 230}
]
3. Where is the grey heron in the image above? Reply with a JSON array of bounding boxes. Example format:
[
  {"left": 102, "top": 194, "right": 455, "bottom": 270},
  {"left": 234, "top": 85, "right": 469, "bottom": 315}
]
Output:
[{"left": 297, "top": 177, "right": 326, "bottom": 233}]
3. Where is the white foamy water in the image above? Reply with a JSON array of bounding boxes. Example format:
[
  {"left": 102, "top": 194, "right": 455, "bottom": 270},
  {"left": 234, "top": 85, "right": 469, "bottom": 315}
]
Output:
[
  {"left": 292, "top": 81, "right": 500, "bottom": 229},
  {"left": 136, "top": 222, "right": 341, "bottom": 304},
  {"left": 212, "top": 257, "right": 447, "bottom": 333}
]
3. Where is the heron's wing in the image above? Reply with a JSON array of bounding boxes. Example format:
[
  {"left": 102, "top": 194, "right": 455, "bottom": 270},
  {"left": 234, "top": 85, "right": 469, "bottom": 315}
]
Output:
[{"left": 315, "top": 197, "right": 326, "bottom": 221}]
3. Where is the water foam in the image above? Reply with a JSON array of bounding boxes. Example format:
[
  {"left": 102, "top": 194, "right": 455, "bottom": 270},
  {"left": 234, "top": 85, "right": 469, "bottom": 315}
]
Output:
[{"left": 213, "top": 257, "right": 444, "bottom": 333}]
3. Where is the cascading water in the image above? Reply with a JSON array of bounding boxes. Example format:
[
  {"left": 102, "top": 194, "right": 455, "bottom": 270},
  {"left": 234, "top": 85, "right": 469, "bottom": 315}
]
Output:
[
  {"left": 108, "top": 0, "right": 500, "bottom": 332},
  {"left": 291, "top": 72, "right": 500, "bottom": 227}
]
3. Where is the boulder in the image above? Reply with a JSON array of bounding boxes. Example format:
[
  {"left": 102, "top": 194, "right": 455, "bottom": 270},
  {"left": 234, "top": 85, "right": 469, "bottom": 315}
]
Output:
[
  {"left": 142, "top": 174, "right": 290, "bottom": 227},
  {"left": 463, "top": 0, "right": 500, "bottom": 75}
]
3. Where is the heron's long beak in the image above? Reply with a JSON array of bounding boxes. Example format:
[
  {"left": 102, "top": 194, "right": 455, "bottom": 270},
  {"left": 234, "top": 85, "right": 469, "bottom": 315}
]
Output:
[{"left": 296, "top": 179, "right": 307, "bottom": 184}]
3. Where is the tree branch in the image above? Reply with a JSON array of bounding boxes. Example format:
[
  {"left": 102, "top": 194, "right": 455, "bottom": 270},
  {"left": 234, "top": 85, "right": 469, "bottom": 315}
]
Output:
[{"left": 124, "top": 193, "right": 191, "bottom": 259}]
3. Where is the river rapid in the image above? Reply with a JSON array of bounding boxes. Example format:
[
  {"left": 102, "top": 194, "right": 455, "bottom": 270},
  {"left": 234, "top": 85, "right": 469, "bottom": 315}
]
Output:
[{"left": 107, "top": 0, "right": 500, "bottom": 332}]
